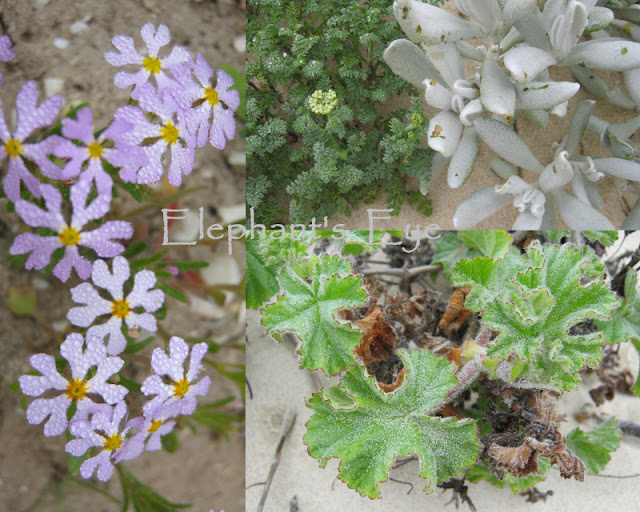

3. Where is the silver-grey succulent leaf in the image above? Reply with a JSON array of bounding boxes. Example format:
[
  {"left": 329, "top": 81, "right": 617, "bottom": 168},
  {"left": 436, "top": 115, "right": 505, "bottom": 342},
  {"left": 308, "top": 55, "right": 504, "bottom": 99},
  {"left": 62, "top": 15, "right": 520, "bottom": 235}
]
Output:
[
  {"left": 474, "top": 118, "right": 544, "bottom": 173},
  {"left": 560, "top": 39, "right": 640, "bottom": 70},
  {"left": 514, "top": 81, "right": 581, "bottom": 110},
  {"left": 448, "top": 126, "right": 479, "bottom": 188},
  {"left": 383, "top": 39, "right": 448, "bottom": 89}
]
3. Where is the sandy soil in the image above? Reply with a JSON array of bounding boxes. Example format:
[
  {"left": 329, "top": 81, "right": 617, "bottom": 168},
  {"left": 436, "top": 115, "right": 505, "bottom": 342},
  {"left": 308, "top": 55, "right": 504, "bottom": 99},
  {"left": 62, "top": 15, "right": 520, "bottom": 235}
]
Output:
[{"left": 0, "top": 1, "right": 246, "bottom": 511}]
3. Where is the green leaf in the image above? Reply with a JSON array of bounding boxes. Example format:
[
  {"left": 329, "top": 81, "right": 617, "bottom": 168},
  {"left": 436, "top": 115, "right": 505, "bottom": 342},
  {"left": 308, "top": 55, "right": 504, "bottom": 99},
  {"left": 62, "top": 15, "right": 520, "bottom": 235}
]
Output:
[
  {"left": 482, "top": 242, "right": 619, "bottom": 390},
  {"left": 583, "top": 230, "right": 618, "bottom": 246},
  {"left": 261, "top": 255, "right": 367, "bottom": 374},
  {"left": 160, "top": 430, "right": 180, "bottom": 453},
  {"left": 67, "top": 450, "right": 90, "bottom": 474},
  {"left": 7, "top": 286, "right": 38, "bottom": 316},
  {"left": 567, "top": 418, "right": 621, "bottom": 474},
  {"left": 246, "top": 238, "right": 280, "bottom": 309},
  {"left": 459, "top": 231, "right": 512, "bottom": 260},
  {"left": 121, "top": 241, "right": 148, "bottom": 260},
  {"left": 118, "top": 464, "right": 191, "bottom": 511},
  {"left": 432, "top": 233, "right": 478, "bottom": 279},
  {"left": 124, "top": 336, "right": 155, "bottom": 354},
  {"left": 118, "top": 375, "right": 142, "bottom": 394},
  {"left": 304, "top": 349, "right": 480, "bottom": 498},
  {"left": 155, "top": 281, "right": 187, "bottom": 303},
  {"left": 158, "top": 260, "right": 209, "bottom": 272}
]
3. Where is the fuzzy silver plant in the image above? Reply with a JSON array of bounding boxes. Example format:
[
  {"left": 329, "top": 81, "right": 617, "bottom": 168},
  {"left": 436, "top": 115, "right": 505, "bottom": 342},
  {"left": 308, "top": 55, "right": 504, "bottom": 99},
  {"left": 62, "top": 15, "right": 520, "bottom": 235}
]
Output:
[{"left": 384, "top": 0, "right": 640, "bottom": 228}]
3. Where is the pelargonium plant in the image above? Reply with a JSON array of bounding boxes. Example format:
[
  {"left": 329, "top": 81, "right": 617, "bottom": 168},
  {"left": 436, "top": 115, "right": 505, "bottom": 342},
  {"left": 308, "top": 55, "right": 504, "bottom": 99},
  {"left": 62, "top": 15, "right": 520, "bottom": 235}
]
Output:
[
  {"left": 248, "top": 230, "right": 638, "bottom": 506},
  {"left": 383, "top": 0, "right": 640, "bottom": 228},
  {"left": 2, "top": 21, "right": 244, "bottom": 511}
]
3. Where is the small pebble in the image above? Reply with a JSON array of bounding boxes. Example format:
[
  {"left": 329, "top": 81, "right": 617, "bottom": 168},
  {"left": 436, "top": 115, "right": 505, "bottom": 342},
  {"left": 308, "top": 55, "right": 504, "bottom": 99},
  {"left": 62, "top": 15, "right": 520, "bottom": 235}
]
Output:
[
  {"left": 43, "top": 77, "right": 64, "bottom": 97},
  {"left": 53, "top": 38, "right": 69, "bottom": 49},
  {"left": 229, "top": 151, "right": 246, "bottom": 167},
  {"left": 217, "top": 204, "right": 245, "bottom": 224},
  {"left": 169, "top": 208, "right": 201, "bottom": 242},
  {"left": 19, "top": 485, "right": 28, "bottom": 494},
  {"left": 185, "top": 293, "right": 226, "bottom": 319},
  {"left": 70, "top": 21, "right": 88, "bottom": 34},
  {"left": 201, "top": 255, "right": 241, "bottom": 286},
  {"left": 52, "top": 320, "right": 69, "bottom": 332},
  {"left": 34, "top": 0, "right": 50, "bottom": 7},
  {"left": 32, "top": 276, "right": 49, "bottom": 290},
  {"left": 232, "top": 35, "right": 246, "bottom": 53},
  {"left": 200, "top": 168, "right": 215, "bottom": 179}
]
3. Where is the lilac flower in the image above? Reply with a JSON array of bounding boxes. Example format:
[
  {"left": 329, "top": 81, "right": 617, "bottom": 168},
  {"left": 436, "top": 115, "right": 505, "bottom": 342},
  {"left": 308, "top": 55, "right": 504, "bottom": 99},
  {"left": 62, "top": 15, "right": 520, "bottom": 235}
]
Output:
[
  {"left": 53, "top": 107, "right": 146, "bottom": 195},
  {"left": 115, "top": 401, "right": 182, "bottom": 462},
  {"left": 1, "top": 81, "right": 63, "bottom": 201},
  {"left": 9, "top": 178, "right": 133, "bottom": 282},
  {"left": 114, "top": 83, "right": 196, "bottom": 186},
  {"left": 66, "top": 401, "right": 137, "bottom": 481},
  {"left": 68, "top": 256, "right": 164, "bottom": 355},
  {"left": 0, "top": 35, "right": 16, "bottom": 87},
  {"left": 18, "top": 333, "right": 128, "bottom": 437},
  {"left": 141, "top": 337, "right": 211, "bottom": 416},
  {"left": 104, "top": 23, "right": 190, "bottom": 100},
  {"left": 172, "top": 53, "right": 240, "bottom": 149}
]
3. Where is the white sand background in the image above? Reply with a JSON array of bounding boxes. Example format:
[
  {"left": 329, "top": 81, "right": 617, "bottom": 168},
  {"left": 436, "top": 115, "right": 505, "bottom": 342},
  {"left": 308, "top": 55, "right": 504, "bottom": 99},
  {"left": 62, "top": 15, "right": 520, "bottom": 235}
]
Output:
[{"left": 246, "top": 234, "right": 640, "bottom": 512}]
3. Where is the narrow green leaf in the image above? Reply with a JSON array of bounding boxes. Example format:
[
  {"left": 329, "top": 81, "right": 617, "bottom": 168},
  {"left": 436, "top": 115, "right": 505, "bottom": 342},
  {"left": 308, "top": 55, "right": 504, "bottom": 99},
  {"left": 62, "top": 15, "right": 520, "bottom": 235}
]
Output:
[{"left": 156, "top": 281, "right": 187, "bottom": 303}]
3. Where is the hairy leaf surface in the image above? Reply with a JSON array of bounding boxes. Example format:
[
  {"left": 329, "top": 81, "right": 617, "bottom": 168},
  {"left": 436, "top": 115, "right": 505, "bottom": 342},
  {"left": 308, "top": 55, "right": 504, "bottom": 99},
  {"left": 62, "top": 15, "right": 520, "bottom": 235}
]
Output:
[
  {"left": 304, "top": 349, "right": 480, "bottom": 498},
  {"left": 261, "top": 256, "right": 367, "bottom": 374},
  {"left": 567, "top": 418, "right": 621, "bottom": 474}
]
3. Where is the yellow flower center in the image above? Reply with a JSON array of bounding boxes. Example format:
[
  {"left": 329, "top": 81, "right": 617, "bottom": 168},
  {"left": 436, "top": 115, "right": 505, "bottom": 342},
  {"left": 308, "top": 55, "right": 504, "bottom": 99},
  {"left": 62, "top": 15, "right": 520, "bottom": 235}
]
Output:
[
  {"left": 203, "top": 86, "right": 219, "bottom": 106},
  {"left": 87, "top": 140, "right": 104, "bottom": 159},
  {"left": 142, "top": 56, "right": 162, "bottom": 74},
  {"left": 173, "top": 378, "right": 190, "bottom": 398},
  {"left": 148, "top": 419, "right": 163, "bottom": 433},
  {"left": 5, "top": 138, "right": 24, "bottom": 158},
  {"left": 65, "top": 377, "right": 89, "bottom": 401},
  {"left": 59, "top": 226, "right": 82, "bottom": 246},
  {"left": 103, "top": 433, "right": 123, "bottom": 451},
  {"left": 111, "top": 298, "right": 131, "bottom": 320},
  {"left": 160, "top": 121, "right": 179, "bottom": 145}
]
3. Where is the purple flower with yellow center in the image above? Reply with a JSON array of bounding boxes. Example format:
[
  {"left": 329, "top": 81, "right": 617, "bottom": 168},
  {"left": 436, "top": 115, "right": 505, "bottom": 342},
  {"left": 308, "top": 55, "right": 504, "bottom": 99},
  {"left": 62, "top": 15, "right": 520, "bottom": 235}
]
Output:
[
  {"left": 115, "top": 401, "right": 182, "bottom": 463},
  {"left": 104, "top": 23, "right": 190, "bottom": 100},
  {"left": 53, "top": 107, "right": 146, "bottom": 195},
  {"left": 67, "top": 256, "right": 164, "bottom": 356},
  {"left": 1, "top": 81, "right": 63, "bottom": 202},
  {"left": 18, "top": 333, "right": 128, "bottom": 437},
  {"left": 172, "top": 52, "right": 240, "bottom": 150},
  {"left": 9, "top": 178, "right": 133, "bottom": 282},
  {"left": 141, "top": 337, "right": 211, "bottom": 416},
  {"left": 0, "top": 35, "right": 16, "bottom": 87},
  {"left": 114, "top": 82, "right": 195, "bottom": 186},
  {"left": 66, "top": 401, "right": 136, "bottom": 481}
]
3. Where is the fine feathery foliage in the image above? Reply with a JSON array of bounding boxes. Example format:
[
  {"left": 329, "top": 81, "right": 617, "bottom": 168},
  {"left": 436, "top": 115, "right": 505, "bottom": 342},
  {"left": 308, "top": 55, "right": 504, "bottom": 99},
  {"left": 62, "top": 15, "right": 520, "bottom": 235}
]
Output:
[{"left": 246, "top": 0, "right": 434, "bottom": 224}]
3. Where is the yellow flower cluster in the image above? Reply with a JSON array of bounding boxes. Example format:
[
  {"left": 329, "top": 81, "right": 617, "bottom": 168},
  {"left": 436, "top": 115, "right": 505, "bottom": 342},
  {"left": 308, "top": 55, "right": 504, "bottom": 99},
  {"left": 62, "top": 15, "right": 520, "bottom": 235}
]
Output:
[{"left": 307, "top": 89, "right": 338, "bottom": 115}]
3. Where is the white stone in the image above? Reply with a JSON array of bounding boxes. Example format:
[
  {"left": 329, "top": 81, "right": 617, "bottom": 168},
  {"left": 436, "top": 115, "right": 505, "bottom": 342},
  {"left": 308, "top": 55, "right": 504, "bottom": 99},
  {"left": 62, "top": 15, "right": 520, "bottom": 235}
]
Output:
[
  {"left": 43, "top": 77, "right": 64, "bottom": 97},
  {"left": 31, "top": 276, "right": 49, "bottom": 290},
  {"left": 229, "top": 151, "right": 246, "bottom": 167},
  {"left": 34, "top": 0, "right": 50, "bottom": 7},
  {"left": 52, "top": 38, "right": 69, "bottom": 49},
  {"left": 52, "top": 320, "right": 70, "bottom": 332},
  {"left": 70, "top": 21, "right": 89, "bottom": 34},
  {"left": 217, "top": 204, "right": 245, "bottom": 224},
  {"left": 233, "top": 35, "right": 246, "bottom": 53},
  {"left": 201, "top": 254, "right": 242, "bottom": 286}
]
